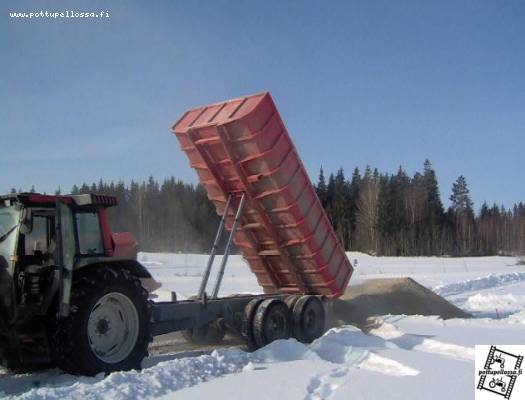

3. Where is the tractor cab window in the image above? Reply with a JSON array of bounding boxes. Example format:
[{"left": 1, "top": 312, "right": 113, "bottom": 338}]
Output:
[
  {"left": 24, "top": 216, "right": 49, "bottom": 255},
  {"left": 0, "top": 207, "right": 20, "bottom": 270},
  {"left": 75, "top": 212, "right": 104, "bottom": 255},
  {"left": 23, "top": 214, "right": 56, "bottom": 266}
]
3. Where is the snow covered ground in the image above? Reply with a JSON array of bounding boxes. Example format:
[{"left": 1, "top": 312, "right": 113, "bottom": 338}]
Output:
[{"left": 1, "top": 252, "right": 525, "bottom": 399}]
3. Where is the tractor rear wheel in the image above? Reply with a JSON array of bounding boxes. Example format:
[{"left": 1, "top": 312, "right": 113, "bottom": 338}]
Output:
[{"left": 53, "top": 266, "right": 152, "bottom": 376}]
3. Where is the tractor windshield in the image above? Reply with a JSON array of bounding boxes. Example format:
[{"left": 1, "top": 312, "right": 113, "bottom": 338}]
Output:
[{"left": 0, "top": 207, "right": 20, "bottom": 270}]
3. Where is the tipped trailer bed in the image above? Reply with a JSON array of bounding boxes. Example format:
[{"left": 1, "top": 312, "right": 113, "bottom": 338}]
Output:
[
  {"left": 171, "top": 92, "right": 353, "bottom": 298},
  {"left": 151, "top": 92, "right": 353, "bottom": 349}
]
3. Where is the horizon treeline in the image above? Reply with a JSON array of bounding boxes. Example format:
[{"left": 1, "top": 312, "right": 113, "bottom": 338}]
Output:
[
  {"left": 11, "top": 160, "right": 524, "bottom": 256},
  {"left": 315, "top": 160, "right": 525, "bottom": 256}
]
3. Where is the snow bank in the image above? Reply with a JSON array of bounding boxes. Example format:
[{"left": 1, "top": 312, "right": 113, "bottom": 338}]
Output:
[
  {"left": 508, "top": 312, "right": 525, "bottom": 325},
  {"left": 6, "top": 349, "right": 249, "bottom": 400},
  {"left": 4, "top": 325, "right": 416, "bottom": 400},
  {"left": 465, "top": 293, "right": 525, "bottom": 313},
  {"left": 433, "top": 271, "right": 525, "bottom": 297}
]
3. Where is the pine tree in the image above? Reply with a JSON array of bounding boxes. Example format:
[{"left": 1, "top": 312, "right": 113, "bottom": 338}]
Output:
[
  {"left": 449, "top": 175, "right": 475, "bottom": 255},
  {"left": 450, "top": 176, "right": 473, "bottom": 214}
]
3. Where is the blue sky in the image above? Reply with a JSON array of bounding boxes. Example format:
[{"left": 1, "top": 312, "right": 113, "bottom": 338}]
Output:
[{"left": 1, "top": 0, "right": 523, "bottom": 209}]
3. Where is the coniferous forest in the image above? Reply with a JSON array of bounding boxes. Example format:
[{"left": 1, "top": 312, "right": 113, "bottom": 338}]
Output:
[
  {"left": 15, "top": 159, "right": 524, "bottom": 256},
  {"left": 315, "top": 160, "right": 524, "bottom": 257}
]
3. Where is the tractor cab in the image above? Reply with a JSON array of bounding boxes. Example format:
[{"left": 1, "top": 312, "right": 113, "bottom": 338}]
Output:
[
  {"left": 0, "top": 193, "right": 146, "bottom": 311},
  {"left": 0, "top": 194, "right": 119, "bottom": 311},
  {"left": 0, "top": 193, "right": 154, "bottom": 371},
  {"left": 1, "top": 192, "right": 116, "bottom": 261}
]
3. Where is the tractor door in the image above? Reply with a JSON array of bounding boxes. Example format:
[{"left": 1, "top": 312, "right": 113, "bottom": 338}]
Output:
[{"left": 55, "top": 202, "right": 76, "bottom": 316}]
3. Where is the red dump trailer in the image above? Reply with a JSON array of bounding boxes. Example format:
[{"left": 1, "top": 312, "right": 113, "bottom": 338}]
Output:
[
  {"left": 154, "top": 92, "right": 354, "bottom": 354},
  {"left": 171, "top": 92, "right": 353, "bottom": 299}
]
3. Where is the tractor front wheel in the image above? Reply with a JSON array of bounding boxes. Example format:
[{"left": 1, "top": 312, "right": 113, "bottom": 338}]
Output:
[{"left": 53, "top": 266, "right": 152, "bottom": 376}]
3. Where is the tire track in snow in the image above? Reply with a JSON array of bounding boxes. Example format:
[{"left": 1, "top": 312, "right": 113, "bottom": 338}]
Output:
[
  {"left": 303, "top": 349, "right": 420, "bottom": 399},
  {"left": 303, "top": 327, "right": 421, "bottom": 400},
  {"left": 304, "top": 366, "right": 351, "bottom": 400},
  {"left": 357, "top": 352, "right": 420, "bottom": 376}
]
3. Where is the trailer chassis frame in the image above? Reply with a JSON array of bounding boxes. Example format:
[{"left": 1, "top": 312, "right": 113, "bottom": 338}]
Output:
[{"left": 150, "top": 192, "right": 286, "bottom": 337}]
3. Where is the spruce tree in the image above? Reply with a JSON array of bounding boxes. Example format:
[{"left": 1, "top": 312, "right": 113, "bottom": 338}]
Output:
[
  {"left": 332, "top": 169, "right": 348, "bottom": 247},
  {"left": 422, "top": 159, "right": 445, "bottom": 254},
  {"left": 316, "top": 167, "right": 328, "bottom": 207},
  {"left": 347, "top": 167, "right": 361, "bottom": 249}
]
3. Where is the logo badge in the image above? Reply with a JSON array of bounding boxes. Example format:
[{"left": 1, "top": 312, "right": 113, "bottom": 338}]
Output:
[{"left": 476, "top": 345, "right": 524, "bottom": 399}]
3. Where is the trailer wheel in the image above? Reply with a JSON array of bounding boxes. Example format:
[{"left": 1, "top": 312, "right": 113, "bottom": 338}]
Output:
[
  {"left": 53, "top": 266, "right": 152, "bottom": 376},
  {"left": 241, "top": 298, "right": 265, "bottom": 351},
  {"left": 285, "top": 295, "right": 301, "bottom": 310},
  {"left": 292, "top": 296, "right": 325, "bottom": 343},
  {"left": 181, "top": 320, "right": 226, "bottom": 345},
  {"left": 253, "top": 299, "right": 292, "bottom": 348}
]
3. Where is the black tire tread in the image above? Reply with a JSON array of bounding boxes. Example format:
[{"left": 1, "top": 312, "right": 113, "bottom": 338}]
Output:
[
  {"left": 240, "top": 298, "right": 265, "bottom": 351},
  {"left": 292, "top": 295, "right": 325, "bottom": 343},
  {"left": 252, "top": 299, "right": 292, "bottom": 348},
  {"left": 52, "top": 266, "right": 152, "bottom": 375}
]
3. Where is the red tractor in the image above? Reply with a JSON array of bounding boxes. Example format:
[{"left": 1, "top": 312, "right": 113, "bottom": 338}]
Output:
[{"left": 0, "top": 193, "right": 155, "bottom": 375}]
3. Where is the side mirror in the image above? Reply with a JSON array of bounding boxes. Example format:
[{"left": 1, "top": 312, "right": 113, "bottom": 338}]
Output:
[{"left": 19, "top": 208, "right": 33, "bottom": 235}]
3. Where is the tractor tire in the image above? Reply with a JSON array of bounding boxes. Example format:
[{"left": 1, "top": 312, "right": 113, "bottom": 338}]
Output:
[
  {"left": 52, "top": 266, "right": 152, "bottom": 376},
  {"left": 253, "top": 299, "right": 292, "bottom": 348},
  {"left": 292, "top": 296, "right": 325, "bottom": 343},
  {"left": 181, "top": 320, "right": 226, "bottom": 346}
]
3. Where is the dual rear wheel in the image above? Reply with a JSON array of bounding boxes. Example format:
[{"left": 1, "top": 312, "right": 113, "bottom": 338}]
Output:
[{"left": 241, "top": 295, "right": 325, "bottom": 350}]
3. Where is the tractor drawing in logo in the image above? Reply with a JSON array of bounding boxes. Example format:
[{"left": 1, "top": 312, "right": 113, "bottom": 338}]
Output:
[
  {"left": 490, "top": 353, "right": 506, "bottom": 369},
  {"left": 489, "top": 377, "right": 507, "bottom": 393}
]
